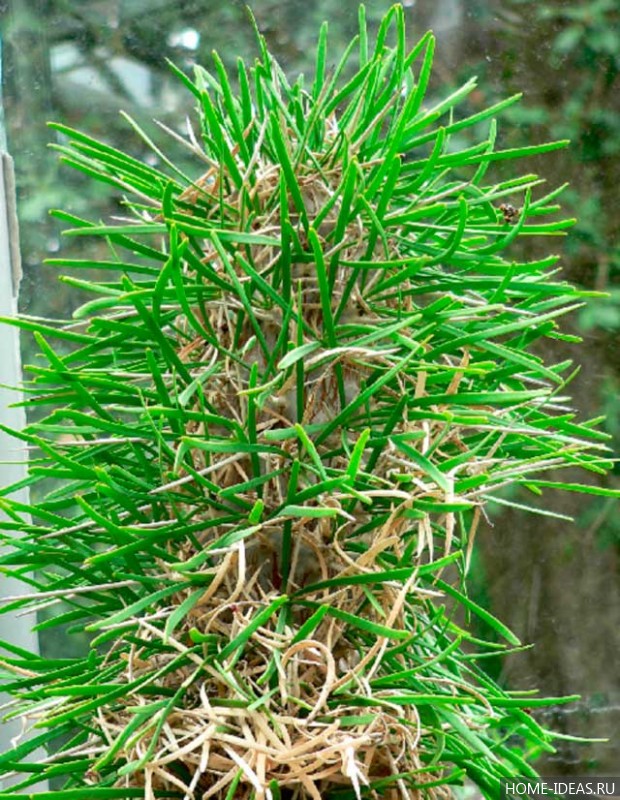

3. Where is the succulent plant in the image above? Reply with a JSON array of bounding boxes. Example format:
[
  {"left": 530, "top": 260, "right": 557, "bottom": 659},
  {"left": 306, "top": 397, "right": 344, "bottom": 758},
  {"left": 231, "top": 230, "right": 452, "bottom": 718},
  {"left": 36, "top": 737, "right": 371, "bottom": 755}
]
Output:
[{"left": 0, "top": 5, "right": 614, "bottom": 799}]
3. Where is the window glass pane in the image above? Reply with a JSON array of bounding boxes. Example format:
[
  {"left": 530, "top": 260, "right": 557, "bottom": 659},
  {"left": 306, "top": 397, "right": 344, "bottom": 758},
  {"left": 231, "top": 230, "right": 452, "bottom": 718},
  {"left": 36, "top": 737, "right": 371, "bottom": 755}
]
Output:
[{"left": 1, "top": 0, "right": 618, "bottom": 778}]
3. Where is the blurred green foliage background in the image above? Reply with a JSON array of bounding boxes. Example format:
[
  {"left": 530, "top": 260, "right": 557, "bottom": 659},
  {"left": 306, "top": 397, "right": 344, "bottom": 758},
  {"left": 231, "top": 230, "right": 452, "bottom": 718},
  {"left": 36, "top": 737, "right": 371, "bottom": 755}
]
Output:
[{"left": 1, "top": 0, "right": 618, "bottom": 777}]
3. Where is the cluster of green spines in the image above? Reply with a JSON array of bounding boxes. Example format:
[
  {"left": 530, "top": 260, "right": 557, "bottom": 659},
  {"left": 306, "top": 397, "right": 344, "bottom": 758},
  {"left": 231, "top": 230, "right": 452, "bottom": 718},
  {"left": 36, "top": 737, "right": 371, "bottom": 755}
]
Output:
[{"left": 0, "top": 5, "right": 615, "bottom": 800}]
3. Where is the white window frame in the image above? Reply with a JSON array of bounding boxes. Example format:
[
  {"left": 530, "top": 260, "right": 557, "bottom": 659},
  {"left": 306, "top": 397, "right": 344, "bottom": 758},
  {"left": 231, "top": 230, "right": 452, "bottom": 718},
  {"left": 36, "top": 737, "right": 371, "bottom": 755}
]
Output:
[{"left": 0, "top": 148, "right": 48, "bottom": 790}]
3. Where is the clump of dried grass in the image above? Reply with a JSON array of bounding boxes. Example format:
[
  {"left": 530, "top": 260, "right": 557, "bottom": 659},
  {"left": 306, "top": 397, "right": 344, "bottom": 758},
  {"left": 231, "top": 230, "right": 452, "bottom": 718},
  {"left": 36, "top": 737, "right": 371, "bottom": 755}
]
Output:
[{"left": 100, "top": 536, "right": 448, "bottom": 800}]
